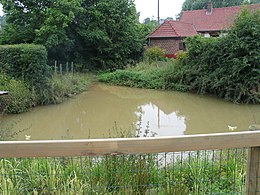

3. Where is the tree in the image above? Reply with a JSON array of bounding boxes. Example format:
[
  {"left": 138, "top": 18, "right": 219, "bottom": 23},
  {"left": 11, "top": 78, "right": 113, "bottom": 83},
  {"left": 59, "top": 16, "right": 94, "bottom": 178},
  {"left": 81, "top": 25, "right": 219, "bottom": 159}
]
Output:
[
  {"left": 0, "top": 0, "right": 81, "bottom": 61},
  {"left": 140, "top": 17, "right": 158, "bottom": 37},
  {"left": 0, "top": 0, "right": 144, "bottom": 70},
  {"left": 182, "top": 0, "right": 260, "bottom": 11},
  {"left": 72, "top": 0, "right": 143, "bottom": 69}
]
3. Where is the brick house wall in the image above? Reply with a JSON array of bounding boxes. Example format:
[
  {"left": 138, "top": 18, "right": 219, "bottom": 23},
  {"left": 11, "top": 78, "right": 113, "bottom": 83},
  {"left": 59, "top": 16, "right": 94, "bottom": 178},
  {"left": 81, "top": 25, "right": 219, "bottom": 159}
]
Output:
[{"left": 149, "top": 37, "right": 183, "bottom": 55}]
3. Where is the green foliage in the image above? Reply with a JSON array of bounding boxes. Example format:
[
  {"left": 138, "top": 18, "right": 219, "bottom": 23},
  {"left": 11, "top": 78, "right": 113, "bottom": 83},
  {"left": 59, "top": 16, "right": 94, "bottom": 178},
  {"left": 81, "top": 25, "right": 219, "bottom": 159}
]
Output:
[
  {"left": 98, "top": 60, "right": 194, "bottom": 92},
  {"left": 0, "top": 0, "right": 144, "bottom": 70},
  {"left": 144, "top": 46, "right": 166, "bottom": 63},
  {"left": 99, "top": 63, "right": 167, "bottom": 89},
  {"left": 0, "top": 149, "right": 246, "bottom": 194},
  {"left": 74, "top": 0, "right": 143, "bottom": 70},
  {"left": 0, "top": 0, "right": 80, "bottom": 50},
  {"left": 181, "top": 0, "right": 259, "bottom": 11},
  {"left": 36, "top": 74, "right": 91, "bottom": 105},
  {"left": 0, "top": 74, "right": 33, "bottom": 114},
  {"left": 139, "top": 18, "right": 158, "bottom": 39},
  {"left": 0, "top": 44, "right": 51, "bottom": 102},
  {"left": 0, "top": 73, "right": 90, "bottom": 113},
  {"left": 170, "top": 9, "right": 260, "bottom": 103}
]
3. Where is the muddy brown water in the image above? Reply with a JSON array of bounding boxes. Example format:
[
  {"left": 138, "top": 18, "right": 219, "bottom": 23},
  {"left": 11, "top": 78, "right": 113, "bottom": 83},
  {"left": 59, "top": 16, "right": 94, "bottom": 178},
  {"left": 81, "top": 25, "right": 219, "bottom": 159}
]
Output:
[{"left": 0, "top": 84, "right": 259, "bottom": 140}]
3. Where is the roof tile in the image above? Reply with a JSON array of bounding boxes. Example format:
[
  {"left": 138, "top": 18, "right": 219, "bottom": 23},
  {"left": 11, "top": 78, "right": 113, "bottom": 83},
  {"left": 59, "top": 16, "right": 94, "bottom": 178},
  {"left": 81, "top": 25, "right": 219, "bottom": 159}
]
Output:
[
  {"left": 180, "top": 4, "right": 260, "bottom": 31},
  {"left": 148, "top": 4, "right": 260, "bottom": 38},
  {"left": 149, "top": 20, "right": 197, "bottom": 38}
]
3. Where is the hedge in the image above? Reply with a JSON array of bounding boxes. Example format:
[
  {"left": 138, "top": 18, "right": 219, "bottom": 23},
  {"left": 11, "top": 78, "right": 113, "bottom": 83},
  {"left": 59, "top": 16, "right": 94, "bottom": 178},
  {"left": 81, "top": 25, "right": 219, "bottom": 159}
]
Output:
[
  {"left": 167, "top": 9, "right": 260, "bottom": 104},
  {"left": 0, "top": 44, "right": 51, "bottom": 95}
]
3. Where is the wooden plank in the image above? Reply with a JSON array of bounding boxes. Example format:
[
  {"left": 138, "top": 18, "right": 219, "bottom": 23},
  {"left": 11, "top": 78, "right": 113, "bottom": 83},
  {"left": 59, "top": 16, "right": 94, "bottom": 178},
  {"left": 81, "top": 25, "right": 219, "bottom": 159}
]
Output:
[
  {"left": 0, "top": 130, "right": 260, "bottom": 158},
  {"left": 246, "top": 146, "right": 260, "bottom": 195}
]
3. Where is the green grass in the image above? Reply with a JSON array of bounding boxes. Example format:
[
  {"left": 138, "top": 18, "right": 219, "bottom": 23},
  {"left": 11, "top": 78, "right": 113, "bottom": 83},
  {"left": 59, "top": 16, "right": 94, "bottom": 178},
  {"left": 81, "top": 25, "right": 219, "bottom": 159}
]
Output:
[
  {"left": 99, "top": 62, "right": 168, "bottom": 90},
  {"left": 0, "top": 149, "right": 246, "bottom": 194},
  {"left": 39, "top": 73, "right": 93, "bottom": 105},
  {"left": 0, "top": 73, "right": 93, "bottom": 114},
  {"left": 98, "top": 61, "right": 190, "bottom": 92}
]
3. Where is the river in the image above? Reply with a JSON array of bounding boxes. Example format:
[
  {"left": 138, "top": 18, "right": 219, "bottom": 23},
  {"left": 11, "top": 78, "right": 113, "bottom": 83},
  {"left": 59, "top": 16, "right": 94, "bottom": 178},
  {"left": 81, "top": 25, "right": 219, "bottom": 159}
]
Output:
[{"left": 0, "top": 84, "right": 259, "bottom": 140}]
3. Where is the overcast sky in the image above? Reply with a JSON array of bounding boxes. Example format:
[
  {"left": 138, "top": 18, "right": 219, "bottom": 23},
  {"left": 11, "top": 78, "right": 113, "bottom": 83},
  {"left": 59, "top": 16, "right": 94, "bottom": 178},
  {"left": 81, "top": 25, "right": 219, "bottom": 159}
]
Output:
[
  {"left": 1, "top": 1, "right": 185, "bottom": 21},
  {"left": 135, "top": 0, "right": 185, "bottom": 22}
]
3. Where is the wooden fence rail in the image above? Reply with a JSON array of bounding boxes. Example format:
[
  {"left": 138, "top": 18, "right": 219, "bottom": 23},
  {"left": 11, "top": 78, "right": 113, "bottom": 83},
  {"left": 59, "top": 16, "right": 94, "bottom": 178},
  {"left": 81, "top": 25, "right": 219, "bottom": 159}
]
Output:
[
  {"left": 0, "top": 130, "right": 259, "bottom": 158},
  {"left": 0, "top": 130, "right": 260, "bottom": 194}
]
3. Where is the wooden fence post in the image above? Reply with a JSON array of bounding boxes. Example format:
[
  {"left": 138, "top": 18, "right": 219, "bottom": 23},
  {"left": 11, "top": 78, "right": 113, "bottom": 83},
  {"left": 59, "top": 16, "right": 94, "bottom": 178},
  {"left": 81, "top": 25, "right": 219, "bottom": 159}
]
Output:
[
  {"left": 71, "top": 62, "right": 74, "bottom": 74},
  {"left": 246, "top": 127, "right": 260, "bottom": 194},
  {"left": 59, "top": 64, "right": 62, "bottom": 74},
  {"left": 66, "top": 62, "right": 69, "bottom": 73},
  {"left": 54, "top": 60, "right": 57, "bottom": 75}
]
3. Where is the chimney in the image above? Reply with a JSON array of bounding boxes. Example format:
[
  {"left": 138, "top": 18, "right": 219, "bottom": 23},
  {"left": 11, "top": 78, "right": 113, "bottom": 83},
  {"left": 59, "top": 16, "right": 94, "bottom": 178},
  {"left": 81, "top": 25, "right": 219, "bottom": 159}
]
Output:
[{"left": 206, "top": 2, "right": 213, "bottom": 15}]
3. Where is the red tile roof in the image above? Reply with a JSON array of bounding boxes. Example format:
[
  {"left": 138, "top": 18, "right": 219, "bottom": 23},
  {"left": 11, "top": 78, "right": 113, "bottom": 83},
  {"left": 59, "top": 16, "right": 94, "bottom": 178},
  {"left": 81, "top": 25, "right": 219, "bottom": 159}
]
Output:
[
  {"left": 180, "top": 4, "right": 260, "bottom": 32},
  {"left": 148, "top": 4, "right": 260, "bottom": 38},
  {"left": 149, "top": 20, "right": 197, "bottom": 38}
]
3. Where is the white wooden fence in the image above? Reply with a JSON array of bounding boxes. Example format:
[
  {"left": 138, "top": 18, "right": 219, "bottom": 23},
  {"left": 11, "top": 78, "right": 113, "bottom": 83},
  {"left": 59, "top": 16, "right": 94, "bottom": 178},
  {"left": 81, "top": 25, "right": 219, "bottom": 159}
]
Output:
[{"left": 0, "top": 130, "right": 260, "bottom": 194}]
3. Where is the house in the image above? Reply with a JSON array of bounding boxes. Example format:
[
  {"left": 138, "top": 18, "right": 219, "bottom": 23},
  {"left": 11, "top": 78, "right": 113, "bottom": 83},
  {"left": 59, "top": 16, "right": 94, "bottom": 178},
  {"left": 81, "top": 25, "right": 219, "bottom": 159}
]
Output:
[{"left": 147, "top": 3, "right": 260, "bottom": 58}]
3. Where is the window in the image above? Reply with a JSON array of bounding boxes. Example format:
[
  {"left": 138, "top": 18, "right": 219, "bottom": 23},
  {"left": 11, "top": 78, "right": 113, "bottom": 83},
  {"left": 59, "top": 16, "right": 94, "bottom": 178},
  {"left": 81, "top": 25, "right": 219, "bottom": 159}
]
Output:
[{"left": 179, "top": 42, "right": 186, "bottom": 51}]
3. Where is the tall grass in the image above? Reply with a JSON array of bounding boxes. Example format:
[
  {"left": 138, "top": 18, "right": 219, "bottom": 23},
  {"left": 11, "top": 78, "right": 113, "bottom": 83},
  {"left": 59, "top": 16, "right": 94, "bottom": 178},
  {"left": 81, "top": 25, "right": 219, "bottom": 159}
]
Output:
[
  {"left": 98, "top": 62, "right": 170, "bottom": 90},
  {"left": 39, "top": 73, "right": 92, "bottom": 105},
  {"left": 0, "top": 149, "right": 246, "bottom": 194},
  {"left": 0, "top": 73, "right": 92, "bottom": 114},
  {"left": 98, "top": 60, "right": 189, "bottom": 92}
]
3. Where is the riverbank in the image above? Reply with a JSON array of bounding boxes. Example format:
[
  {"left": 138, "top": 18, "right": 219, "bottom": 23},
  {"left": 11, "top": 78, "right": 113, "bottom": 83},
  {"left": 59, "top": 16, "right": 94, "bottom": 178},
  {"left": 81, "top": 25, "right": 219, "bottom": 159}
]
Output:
[
  {"left": 98, "top": 59, "right": 260, "bottom": 104},
  {"left": 0, "top": 73, "right": 94, "bottom": 114},
  {"left": 98, "top": 62, "right": 169, "bottom": 90}
]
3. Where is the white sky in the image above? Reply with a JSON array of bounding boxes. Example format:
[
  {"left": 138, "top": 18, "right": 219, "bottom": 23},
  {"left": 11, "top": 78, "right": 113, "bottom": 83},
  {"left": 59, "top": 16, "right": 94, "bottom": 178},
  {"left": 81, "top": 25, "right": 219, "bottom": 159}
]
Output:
[
  {"left": 1, "top": 1, "right": 185, "bottom": 21},
  {"left": 135, "top": 0, "right": 185, "bottom": 22}
]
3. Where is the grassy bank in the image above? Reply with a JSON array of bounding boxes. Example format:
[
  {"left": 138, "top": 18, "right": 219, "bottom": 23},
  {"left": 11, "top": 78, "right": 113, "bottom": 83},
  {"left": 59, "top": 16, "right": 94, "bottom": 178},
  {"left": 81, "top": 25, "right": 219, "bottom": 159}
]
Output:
[
  {"left": 0, "top": 73, "right": 93, "bottom": 114},
  {"left": 99, "top": 62, "right": 166, "bottom": 89},
  {"left": 98, "top": 61, "right": 192, "bottom": 92},
  {"left": 0, "top": 149, "right": 246, "bottom": 194},
  {"left": 99, "top": 57, "right": 259, "bottom": 104}
]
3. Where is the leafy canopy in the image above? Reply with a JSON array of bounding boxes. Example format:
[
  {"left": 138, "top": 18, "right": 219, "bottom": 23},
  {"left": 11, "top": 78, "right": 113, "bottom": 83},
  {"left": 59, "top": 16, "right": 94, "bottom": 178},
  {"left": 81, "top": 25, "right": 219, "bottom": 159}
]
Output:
[
  {"left": 182, "top": 0, "right": 260, "bottom": 11},
  {"left": 0, "top": 0, "right": 144, "bottom": 70}
]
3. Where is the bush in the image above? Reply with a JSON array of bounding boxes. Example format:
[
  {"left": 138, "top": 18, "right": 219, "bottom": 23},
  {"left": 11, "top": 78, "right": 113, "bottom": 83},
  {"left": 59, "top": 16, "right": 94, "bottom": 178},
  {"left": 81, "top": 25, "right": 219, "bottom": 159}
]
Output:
[
  {"left": 99, "top": 64, "right": 166, "bottom": 89},
  {"left": 0, "top": 44, "right": 51, "bottom": 103},
  {"left": 167, "top": 9, "right": 260, "bottom": 104},
  {"left": 0, "top": 74, "right": 34, "bottom": 114},
  {"left": 144, "top": 46, "right": 166, "bottom": 63}
]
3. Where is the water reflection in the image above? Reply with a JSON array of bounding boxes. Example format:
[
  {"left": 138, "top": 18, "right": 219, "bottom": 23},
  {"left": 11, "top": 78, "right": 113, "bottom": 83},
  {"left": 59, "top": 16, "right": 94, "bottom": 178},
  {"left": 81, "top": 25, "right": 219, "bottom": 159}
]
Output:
[
  {"left": 135, "top": 103, "right": 186, "bottom": 137},
  {"left": 0, "top": 84, "right": 259, "bottom": 140}
]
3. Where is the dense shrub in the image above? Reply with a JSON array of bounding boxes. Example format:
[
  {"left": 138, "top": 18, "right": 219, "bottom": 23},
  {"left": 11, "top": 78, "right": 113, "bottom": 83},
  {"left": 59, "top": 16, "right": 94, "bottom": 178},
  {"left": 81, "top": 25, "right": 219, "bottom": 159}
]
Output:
[
  {"left": 0, "top": 74, "right": 34, "bottom": 114},
  {"left": 167, "top": 9, "right": 260, "bottom": 104},
  {"left": 0, "top": 44, "right": 51, "bottom": 102},
  {"left": 99, "top": 64, "right": 166, "bottom": 89},
  {"left": 144, "top": 46, "right": 166, "bottom": 63}
]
